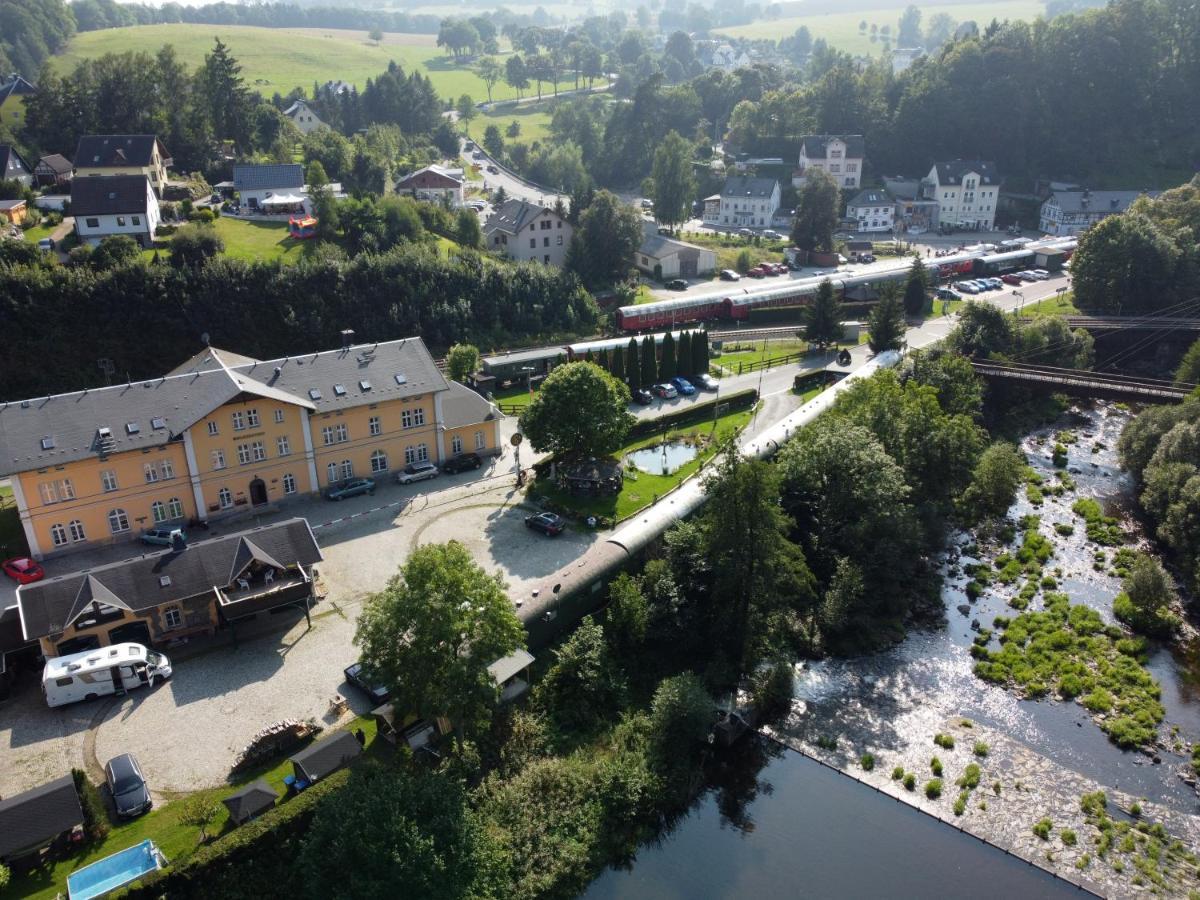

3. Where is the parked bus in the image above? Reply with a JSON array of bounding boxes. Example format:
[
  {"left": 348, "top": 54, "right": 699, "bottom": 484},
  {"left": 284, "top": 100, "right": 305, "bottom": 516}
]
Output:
[{"left": 43, "top": 643, "right": 172, "bottom": 708}]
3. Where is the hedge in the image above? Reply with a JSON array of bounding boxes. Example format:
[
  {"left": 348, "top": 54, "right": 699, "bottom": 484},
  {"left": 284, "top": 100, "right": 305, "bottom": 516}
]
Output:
[
  {"left": 627, "top": 389, "right": 758, "bottom": 440},
  {"left": 116, "top": 768, "right": 353, "bottom": 899}
]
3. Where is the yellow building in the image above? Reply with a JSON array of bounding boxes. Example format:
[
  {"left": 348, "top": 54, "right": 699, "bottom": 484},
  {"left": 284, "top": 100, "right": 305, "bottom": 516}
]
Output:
[
  {"left": 73, "top": 134, "right": 172, "bottom": 196},
  {"left": 0, "top": 75, "right": 35, "bottom": 131},
  {"left": 0, "top": 335, "right": 503, "bottom": 560}
]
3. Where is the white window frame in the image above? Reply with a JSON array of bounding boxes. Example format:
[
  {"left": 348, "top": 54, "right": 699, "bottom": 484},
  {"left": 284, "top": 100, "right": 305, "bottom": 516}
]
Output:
[
  {"left": 274, "top": 409, "right": 285, "bottom": 424},
  {"left": 475, "top": 431, "right": 485, "bottom": 450},
  {"left": 231, "top": 411, "right": 246, "bottom": 431},
  {"left": 151, "top": 500, "right": 167, "bottom": 523},
  {"left": 327, "top": 462, "right": 339, "bottom": 484},
  {"left": 277, "top": 435, "right": 291, "bottom": 456},
  {"left": 163, "top": 607, "right": 183, "bottom": 630},
  {"left": 167, "top": 497, "right": 184, "bottom": 519},
  {"left": 50, "top": 523, "right": 68, "bottom": 546},
  {"left": 283, "top": 473, "right": 297, "bottom": 494},
  {"left": 451, "top": 435, "right": 463, "bottom": 455},
  {"left": 144, "top": 463, "right": 159, "bottom": 484},
  {"left": 160, "top": 459, "right": 174, "bottom": 479},
  {"left": 207, "top": 421, "right": 219, "bottom": 436},
  {"left": 415, "top": 443, "right": 428, "bottom": 462},
  {"left": 212, "top": 449, "right": 226, "bottom": 470},
  {"left": 340, "top": 459, "right": 354, "bottom": 480},
  {"left": 370, "top": 450, "right": 389, "bottom": 473},
  {"left": 101, "top": 469, "right": 119, "bottom": 492},
  {"left": 218, "top": 487, "right": 233, "bottom": 509},
  {"left": 69, "top": 519, "right": 86, "bottom": 542},
  {"left": 413, "top": 408, "right": 425, "bottom": 427},
  {"left": 108, "top": 508, "right": 130, "bottom": 534},
  {"left": 369, "top": 416, "right": 381, "bottom": 436},
  {"left": 246, "top": 409, "right": 260, "bottom": 428}
]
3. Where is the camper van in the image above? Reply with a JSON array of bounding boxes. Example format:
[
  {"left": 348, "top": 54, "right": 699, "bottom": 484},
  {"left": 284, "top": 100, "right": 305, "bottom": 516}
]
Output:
[{"left": 43, "top": 643, "right": 172, "bottom": 708}]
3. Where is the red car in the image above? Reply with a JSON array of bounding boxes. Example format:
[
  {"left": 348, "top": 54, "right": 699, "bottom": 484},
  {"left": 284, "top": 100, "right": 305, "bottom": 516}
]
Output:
[
  {"left": 746, "top": 266, "right": 767, "bottom": 278},
  {"left": 770, "top": 262, "right": 790, "bottom": 275},
  {"left": 3, "top": 557, "right": 44, "bottom": 584},
  {"left": 1001, "top": 273, "right": 1023, "bottom": 285}
]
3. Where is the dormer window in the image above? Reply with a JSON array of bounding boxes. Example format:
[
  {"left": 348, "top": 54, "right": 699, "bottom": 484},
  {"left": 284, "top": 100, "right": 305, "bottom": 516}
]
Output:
[
  {"left": 394, "top": 373, "right": 407, "bottom": 385},
  {"left": 41, "top": 436, "right": 55, "bottom": 450},
  {"left": 151, "top": 417, "right": 166, "bottom": 429},
  {"left": 359, "top": 380, "right": 371, "bottom": 391},
  {"left": 334, "top": 384, "right": 347, "bottom": 396},
  {"left": 125, "top": 422, "right": 140, "bottom": 435},
  {"left": 309, "top": 388, "right": 322, "bottom": 400}
]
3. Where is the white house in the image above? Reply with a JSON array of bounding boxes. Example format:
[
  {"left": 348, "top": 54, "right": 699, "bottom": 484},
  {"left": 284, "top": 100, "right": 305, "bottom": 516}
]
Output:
[
  {"left": 0, "top": 144, "right": 34, "bottom": 187},
  {"left": 395, "top": 164, "right": 464, "bottom": 206},
  {"left": 845, "top": 188, "right": 894, "bottom": 233},
  {"left": 283, "top": 100, "right": 327, "bottom": 135},
  {"left": 70, "top": 174, "right": 160, "bottom": 247},
  {"left": 232, "top": 163, "right": 307, "bottom": 212},
  {"left": 793, "top": 135, "right": 864, "bottom": 189},
  {"left": 709, "top": 43, "right": 751, "bottom": 71},
  {"left": 704, "top": 176, "right": 781, "bottom": 229},
  {"left": 927, "top": 160, "right": 1001, "bottom": 230},
  {"left": 1038, "top": 189, "right": 1159, "bottom": 236},
  {"left": 890, "top": 47, "right": 924, "bottom": 74},
  {"left": 484, "top": 199, "right": 573, "bottom": 267},
  {"left": 637, "top": 224, "right": 717, "bottom": 279}
]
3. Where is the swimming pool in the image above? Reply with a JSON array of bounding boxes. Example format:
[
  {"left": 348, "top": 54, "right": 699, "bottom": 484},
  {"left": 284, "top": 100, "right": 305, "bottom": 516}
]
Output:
[{"left": 67, "top": 839, "right": 167, "bottom": 900}]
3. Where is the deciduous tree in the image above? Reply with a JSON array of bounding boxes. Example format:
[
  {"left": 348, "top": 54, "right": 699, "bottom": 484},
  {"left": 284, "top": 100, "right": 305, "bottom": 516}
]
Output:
[
  {"left": 446, "top": 343, "right": 480, "bottom": 381},
  {"left": 790, "top": 168, "right": 839, "bottom": 253},
  {"left": 519, "top": 362, "right": 634, "bottom": 459},
  {"left": 651, "top": 130, "right": 696, "bottom": 233},
  {"left": 572, "top": 189, "right": 642, "bottom": 288}
]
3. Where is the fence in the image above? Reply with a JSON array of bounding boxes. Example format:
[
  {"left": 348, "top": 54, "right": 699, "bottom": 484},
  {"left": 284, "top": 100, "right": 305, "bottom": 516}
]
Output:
[{"left": 728, "top": 352, "right": 807, "bottom": 375}]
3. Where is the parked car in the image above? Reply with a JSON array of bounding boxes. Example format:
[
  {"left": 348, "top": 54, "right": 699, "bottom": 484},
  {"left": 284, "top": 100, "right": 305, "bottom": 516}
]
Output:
[
  {"left": 486, "top": 165, "right": 499, "bottom": 174},
  {"left": 1017, "top": 270, "right": 1038, "bottom": 282},
  {"left": 736, "top": 228, "right": 755, "bottom": 238},
  {"left": 640, "top": 198, "right": 654, "bottom": 209},
  {"left": 465, "top": 199, "right": 487, "bottom": 211},
  {"left": 472, "top": 150, "right": 484, "bottom": 160},
  {"left": 2, "top": 556, "right": 44, "bottom": 584},
  {"left": 693, "top": 373, "right": 719, "bottom": 391},
  {"left": 935, "top": 287, "right": 959, "bottom": 300},
  {"left": 344, "top": 661, "right": 390, "bottom": 704},
  {"left": 141, "top": 527, "right": 186, "bottom": 547},
  {"left": 956, "top": 281, "right": 979, "bottom": 294},
  {"left": 631, "top": 387, "right": 654, "bottom": 405},
  {"left": 105, "top": 753, "right": 152, "bottom": 818},
  {"left": 983, "top": 277, "right": 1003, "bottom": 290},
  {"left": 837, "top": 254, "right": 849, "bottom": 264},
  {"left": 1001, "top": 273, "right": 1023, "bottom": 285},
  {"left": 653, "top": 382, "right": 678, "bottom": 399},
  {"left": 665, "top": 278, "right": 688, "bottom": 290},
  {"left": 525, "top": 512, "right": 566, "bottom": 535},
  {"left": 395, "top": 461, "right": 439, "bottom": 485},
  {"left": 762, "top": 229, "right": 782, "bottom": 240},
  {"left": 719, "top": 269, "right": 741, "bottom": 281},
  {"left": 771, "top": 262, "right": 790, "bottom": 275},
  {"left": 325, "top": 478, "right": 376, "bottom": 500},
  {"left": 746, "top": 266, "right": 767, "bottom": 278},
  {"left": 37, "top": 237, "right": 55, "bottom": 252},
  {"left": 1030, "top": 269, "right": 1050, "bottom": 280},
  {"left": 671, "top": 376, "right": 696, "bottom": 395},
  {"left": 442, "top": 453, "right": 482, "bottom": 474}
]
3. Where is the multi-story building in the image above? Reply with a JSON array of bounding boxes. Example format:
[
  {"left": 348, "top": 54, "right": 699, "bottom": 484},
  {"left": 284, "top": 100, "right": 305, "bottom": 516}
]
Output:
[
  {"left": 73, "top": 135, "right": 172, "bottom": 197},
  {"left": 703, "top": 176, "right": 781, "bottom": 229},
  {"left": 70, "top": 174, "right": 161, "bottom": 247},
  {"left": 845, "top": 188, "right": 895, "bottom": 233},
  {"left": 484, "top": 199, "right": 572, "bottom": 266},
  {"left": 0, "top": 335, "right": 503, "bottom": 561},
  {"left": 282, "top": 99, "right": 327, "bottom": 135},
  {"left": 1038, "top": 189, "right": 1159, "bottom": 236},
  {"left": 0, "top": 144, "right": 34, "bottom": 188},
  {"left": 396, "top": 164, "right": 464, "bottom": 206},
  {"left": 927, "top": 160, "right": 1001, "bottom": 230},
  {"left": 233, "top": 163, "right": 306, "bottom": 212},
  {"left": 793, "top": 135, "right": 865, "bottom": 189}
]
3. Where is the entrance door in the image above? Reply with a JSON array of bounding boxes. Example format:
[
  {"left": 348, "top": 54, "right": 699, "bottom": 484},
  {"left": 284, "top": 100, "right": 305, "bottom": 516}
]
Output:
[
  {"left": 680, "top": 258, "right": 697, "bottom": 278},
  {"left": 249, "top": 478, "right": 268, "bottom": 506}
]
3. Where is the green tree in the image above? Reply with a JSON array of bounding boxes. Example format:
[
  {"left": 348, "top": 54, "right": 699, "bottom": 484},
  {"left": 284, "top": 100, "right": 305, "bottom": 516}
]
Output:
[
  {"left": 200, "top": 38, "right": 254, "bottom": 150},
  {"left": 647, "top": 673, "right": 713, "bottom": 791},
  {"left": 867, "top": 290, "right": 906, "bottom": 354},
  {"left": 368, "top": 27, "right": 384, "bottom": 44},
  {"left": 455, "top": 93, "right": 476, "bottom": 124},
  {"left": 804, "top": 278, "right": 843, "bottom": 348},
  {"left": 1176, "top": 338, "right": 1200, "bottom": 385},
  {"left": 735, "top": 248, "right": 753, "bottom": 273},
  {"left": 659, "top": 331, "right": 677, "bottom": 381},
  {"left": 790, "top": 168, "right": 840, "bottom": 253},
  {"left": 504, "top": 54, "right": 530, "bottom": 99},
  {"left": 605, "top": 572, "right": 649, "bottom": 658},
  {"left": 535, "top": 617, "right": 627, "bottom": 734},
  {"left": 437, "top": 18, "right": 481, "bottom": 60},
  {"left": 90, "top": 235, "right": 141, "bottom": 270},
  {"left": 641, "top": 336, "right": 658, "bottom": 387},
  {"left": 354, "top": 541, "right": 524, "bottom": 748},
  {"left": 305, "top": 160, "right": 340, "bottom": 240},
  {"left": 446, "top": 343, "right": 480, "bottom": 382},
  {"left": 960, "top": 442, "right": 1026, "bottom": 521},
  {"left": 169, "top": 224, "right": 224, "bottom": 269},
  {"left": 909, "top": 351, "right": 983, "bottom": 419},
  {"left": 693, "top": 329, "right": 709, "bottom": 376},
  {"left": 476, "top": 57, "right": 503, "bottom": 103},
  {"left": 519, "top": 362, "right": 634, "bottom": 459},
  {"left": 897, "top": 5, "right": 922, "bottom": 45},
  {"left": 677, "top": 331, "right": 693, "bottom": 376},
  {"left": 179, "top": 795, "right": 220, "bottom": 844},
  {"left": 626, "top": 338, "right": 642, "bottom": 391},
  {"left": 482, "top": 123, "right": 504, "bottom": 158},
  {"left": 1114, "top": 554, "right": 1180, "bottom": 636},
  {"left": 455, "top": 207, "right": 482, "bottom": 248},
  {"left": 610, "top": 344, "right": 625, "bottom": 384},
  {"left": 1071, "top": 213, "right": 1183, "bottom": 314},
  {"left": 902, "top": 256, "right": 929, "bottom": 315},
  {"left": 651, "top": 130, "right": 696, "bottom": 233},
  {"left": 573, "top": 189, "right": 642, "bottom": 288}
]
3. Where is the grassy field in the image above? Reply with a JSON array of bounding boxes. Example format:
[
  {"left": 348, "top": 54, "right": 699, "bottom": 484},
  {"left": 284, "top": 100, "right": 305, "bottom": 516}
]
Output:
[
  {"left": 467, "top": 103, "right": 554, "bottom": 146},
  {"left": 53, "top": 24, "right": 521, "bottom": 103},
  {"left": 14, "top": 715, "right": 382, "bottom": 900},
  {"left": 716, "top": 1, "right": 1044, "bottom": 54},
  {"left": 677, "top": 231, "right": 789, "bottom": 275},
  {"left": 711, "top": 339, "right": 811, "bottom": 373},
  {"left": 206, "top": 217, "right": 314, "bottom": 263}
]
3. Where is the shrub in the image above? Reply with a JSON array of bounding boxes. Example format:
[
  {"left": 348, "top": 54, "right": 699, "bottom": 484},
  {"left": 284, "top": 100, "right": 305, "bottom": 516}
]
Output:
[
  {"left": 903, "top": 773, "right": 916, "bottom": 791},
  {"left": 933, "top": 733, "right": 955, "bottom": 749},
  {"left": 956, "top": 763, "right": 981, "bottom": 790},
  {"left": 891, "top": 766, "right": 905, "bottom": 780},
  {"left": 815, "top": 735, "right": 838, "bottom": 751},
  {"left": 925, "top": 779, "right": 943, "bottom": 799},
  {"left": 859, "top": 753, "right": 875, "bottom": 771},
  {"left": 751, "top": 660, "right": 795, "bottom": 723},
  {"left": 0, "top": 862, "right": 9, "bottom": 891},
  {"left": 1054, "top": 523, "right": 1075, "bottom": 536},
  {"left": 930, "top": 757, "right": 943, "bottom": 777},
  {"left": 72, "top": 769, "right": 109, "bottom": 842},
  {"left": 953, "top": 792, "right": 967, "bottom": 815},
  {"left": 1130, "top": 801, "right": 1142, "bottom": 817},
  {"left": 1061, "top": 829, "right": 1077, "bottom": 846},
  {"left": 1033, "top": 818, "right": 1053, "bottom": 840},
  {"left": 973, "top": 741, "right": 989, "bottom": 757}
]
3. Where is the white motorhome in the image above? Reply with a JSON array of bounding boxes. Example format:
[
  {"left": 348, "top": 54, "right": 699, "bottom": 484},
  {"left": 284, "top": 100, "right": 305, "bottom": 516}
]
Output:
[{"left": 42, "top": 643, "right": 172, "bottom": 708}]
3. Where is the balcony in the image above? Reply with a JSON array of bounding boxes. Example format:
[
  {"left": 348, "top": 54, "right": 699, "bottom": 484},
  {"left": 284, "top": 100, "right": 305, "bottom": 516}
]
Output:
[{"left": 216, "top": 571, "right": 313, "bottom": 620}]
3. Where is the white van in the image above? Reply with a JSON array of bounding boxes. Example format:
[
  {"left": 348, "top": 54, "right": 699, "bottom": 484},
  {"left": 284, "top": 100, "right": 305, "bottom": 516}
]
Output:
[{"left": 43, "top": 643, "right": 172, "bottom": 708}]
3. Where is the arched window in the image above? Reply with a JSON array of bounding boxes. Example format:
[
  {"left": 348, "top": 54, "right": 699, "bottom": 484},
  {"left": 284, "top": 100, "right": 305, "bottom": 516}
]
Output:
[
  {"left": 108, "top": 508, "right": 130, "bottom": 534},
  {"left": 370, "top": 450, "right": 388, "bottom": 473},
  {"left": 416, "top": 443, "right": 428, "bottom": 462},
  {"left": 68, "top": 520, "right": 86, "bottom": 542},
  {"left": 50, "top": 523, "right": 67, "bottom": 546},
  {"left": 327, "top": 462, "right": 339, "bottom": 484},
  {"left": 151, "top": 500, "right": 167, "bottom": 523},
  {"left": 218, "top": 488, "right": 233, "bottom": 509},
  {"left": 167, "top": 497, "right": 184, "bottom": 519}
]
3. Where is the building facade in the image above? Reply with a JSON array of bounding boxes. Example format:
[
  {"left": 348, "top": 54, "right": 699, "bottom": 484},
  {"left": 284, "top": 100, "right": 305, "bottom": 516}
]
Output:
[
  {"left": 0, "top": 144, "right": 33, "bottom": 188},
  {"left": 927, "top": 160, "right": 1000, "bottom": 230},
  {"left": 637, "top": 225, "right": 717, "bottom": 279},
  {"left": 704, "top": 176, "right": 781, "bottom": 229},
  {"left": 232, "top": 163, "right": 307, "bottom": 211},
  {"left": 283, "top": 100, "right": 327, "bottom": 135},
  {"left": 1038, "top": 189, "right": 1159, "bottom": 236},
  {"left": 73, "top": 135, "right": 172, "bottom": 197},
  {"left": 845, "top": 188, "right": 895, "bottom": 233},
  {"left": 34, "top": 154, "right": 73, "bottom": 189},
  {"left": 484, "top": 199, "right": 572, "bottom": 266},
  {"left": 70, "top": 175, "right": 161, "bottom": 247},
  {"left": 0, "top": 337, "right": 503, "bottom": 561},
  {"left": 793, "top": 135, "right": 864, "bottom": 189},
  {"left": 396, "top": 165, "right": 464, "bottom": 206},
  {"left": 0, "top": 75, "right": 35, "bottom": 131}
]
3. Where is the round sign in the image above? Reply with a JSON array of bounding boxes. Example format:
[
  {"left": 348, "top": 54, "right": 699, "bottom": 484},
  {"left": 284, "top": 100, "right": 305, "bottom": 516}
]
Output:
[{"left": 510, "top": 432, "right": 523, "bottom": 446}]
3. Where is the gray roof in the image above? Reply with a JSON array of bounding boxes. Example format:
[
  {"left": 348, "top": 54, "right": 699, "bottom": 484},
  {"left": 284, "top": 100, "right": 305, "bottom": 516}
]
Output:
[
  {"left": 487, "top": 649, "right": 534, "bottom": 684},
  {"left": 481, "top": 346, "right": 564, "bottom": 371},
  {"left": 75, "top": 135, "right": 168, "bottom": 169},
  {"left": 36, "top": 153, "right": 73, "bottom": 174},
  {"left": 933, "top": 159, "right": 999, "bottom": 186},
  {"left": 283, "top": 99, "right": 321, "bottom": 118},
  {"left": 1044, "top": 190, "right": 1159, "bottom": 215},
  {"left": 800, "top": 134, "right": 865, "bottom": 160},
  {"left": 442, "top": 381, "right": 500, "bottom": 428},
  {"left": 0, "top": 774, "right": 83, "bottom": 861},
  {"left": 221, "top": 779, "right": 277, "bottom": 823},
  {"left": 0, "top": 75, "right": 36, "bottom": 101},
  {"left": 484, "top": 198, "right": 557, "bottom": 235},
  {"left": 639, "top": 228, "right": 709, "bottom": 260},
  {"left": 720, "top": 176, "right": 779, "bottom": 199},
  {"left": 233, "top": 164, "right": 304, "bottom": 191},
  {"left": 0, "top": 144, "right": 32, "bottom": 180},
  {"left": 0, "top": 339, "right": 447, "bottom": 475},
  {"left": 847, "top": 189, "right": 892, "bottom": 208},
  {"left": 69, "top": 174, "right": 152, "bottom": 216},
  {"left": 17, "top": 518, "right": 322, "bottom": 641},
  {"left": 0, "top": 199, "right": 26, "bottom": 211},
  {"left": 290, "top": 730, "right": 362, "bottom": 781}
]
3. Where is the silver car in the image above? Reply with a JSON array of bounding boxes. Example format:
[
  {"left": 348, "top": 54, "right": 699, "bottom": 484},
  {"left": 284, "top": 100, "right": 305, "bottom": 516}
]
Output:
[{"left": 396, "top": 461, "right": 439, "bottom": 484}]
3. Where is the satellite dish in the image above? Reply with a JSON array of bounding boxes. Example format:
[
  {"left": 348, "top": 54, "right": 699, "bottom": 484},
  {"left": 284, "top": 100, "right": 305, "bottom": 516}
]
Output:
[{"left": 510, "top": 432, "right": 523, "bottom": 446}]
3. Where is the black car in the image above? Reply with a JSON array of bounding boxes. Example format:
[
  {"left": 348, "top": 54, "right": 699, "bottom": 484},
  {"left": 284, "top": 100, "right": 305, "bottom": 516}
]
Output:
[
  {"left": 344, "top": 662, "right": 390, "bottom": 704},
  {"left": 665, "top": 279, "right": 688, "bottom": 290},
  {"left": 105, "top": 753, "right": 152, "bottom": 818},
  {"left": 525, "top": 512, "right": 566, "bottom": 535},
  {"left": 442, "top": 453, "right": 483, "bottom": 474},
  {"left": 631, "top": 388, "right": 653, "bottom": 405}
]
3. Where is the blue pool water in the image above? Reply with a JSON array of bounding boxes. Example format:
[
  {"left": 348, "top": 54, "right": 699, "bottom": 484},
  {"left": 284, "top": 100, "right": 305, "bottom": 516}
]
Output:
[{"left": 67, "top": 839, "right": 163, "bottom": 900}]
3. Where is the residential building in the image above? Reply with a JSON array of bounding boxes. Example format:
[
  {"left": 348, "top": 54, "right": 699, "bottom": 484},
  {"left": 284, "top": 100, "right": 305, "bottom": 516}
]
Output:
[
  {"left": 0, "top": 74, "right": 35, "bottom": 131},
  {"left": 927, "top": 159, "right": 1001, "bottom": 230},
  {"left": 0, "top": 335, "right": 502, "bottom": 560},
  {"left": 34, "top": 153, "right": 73, "bottom": 189},
  {"left": 704, "top": 176, "right": 781, "bottom": 229},
  {"left": 637, "top": 223, "right": 717, "bottom": 279},
  {"left": 793, "top": 135, "right": 865, "bottom": 189},
  {"left": 708, "top": 43, "right": 751, "bottom": 71},
  {"left": 0, "top": 143, "right": 34, "bottom": 188},
  {"left": 845, "top": 188, "right": 895, "bottom": 233},
  {"left": 0, "top": 774, "right": 83, "bottom": 863},
  {"left": 15, "top": 518, "right": 322, "bottom": 657},
  {"left": 484, "top": 199, "right": 572, "bottom": 266},
  {"left": 395, "top": 164, "right": 464, "bottom": 206},
  {"left": 74, "top": 135, "right": 172, "bottom": 197},
  {"left": 1038, "top": 189, "right": 1160, "bottom": 236},
  {"left": 70, "top": 174, "right": 160, "bottom": 247},
  {"left": 283, "top": 99, "right": 327, "bottom": 135},
  {"left": 890, "top": 47, "right": 924, "bottom": 74},
  {"left": 233, "top": 163, "right": 306, "bottom": 212}
]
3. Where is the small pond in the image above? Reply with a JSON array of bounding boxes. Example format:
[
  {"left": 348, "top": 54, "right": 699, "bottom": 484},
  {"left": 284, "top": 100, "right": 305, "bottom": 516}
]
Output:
[{"left": 626, "top": 441, "right": 698, "bottom": 476}]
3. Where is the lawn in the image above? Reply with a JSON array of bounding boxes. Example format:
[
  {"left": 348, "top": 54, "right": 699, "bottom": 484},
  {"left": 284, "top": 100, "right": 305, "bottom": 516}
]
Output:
[
  {"left": 715, "top": 1, "right": 1044, "bottom": 54},
  {"left": 1020, "top": 290, "right": 1080, "bottom": 317},
  {"left": 12, "top": 715, "right": 382, "bottom": 900},
  {"left": 19, "top": 220, "right": 59, "bottom": 245},
  {"left": 467, "top": 103, "right": 554, "bottom": 146},
  {"left": 676, "top": 230, "right": 789, "bottom": 275},
  {"left": 532, "top": 406, "right": 753, "bottom": 523},
  {"left": 53, "top": 24, "right": 523, "bottom": 103},
  {"left": 492, "top": 381, "right": 540, "bottom": 412},
  {"left": 207, "top": 217, "right": 314, "bottom": 264},
  {"left": 710, "top": 339, "right": 810, "bottom": 374}
]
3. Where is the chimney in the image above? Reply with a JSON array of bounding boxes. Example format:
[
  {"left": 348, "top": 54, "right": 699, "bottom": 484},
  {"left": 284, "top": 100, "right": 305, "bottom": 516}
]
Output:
[{"left": 340, "top": 329, "right": 355, "bottom": 349}]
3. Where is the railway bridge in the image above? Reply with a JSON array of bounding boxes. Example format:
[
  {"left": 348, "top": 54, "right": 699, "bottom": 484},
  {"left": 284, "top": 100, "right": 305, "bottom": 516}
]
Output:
[{"left": 970, "top": 360, "right": 1196, "bottom": 404}]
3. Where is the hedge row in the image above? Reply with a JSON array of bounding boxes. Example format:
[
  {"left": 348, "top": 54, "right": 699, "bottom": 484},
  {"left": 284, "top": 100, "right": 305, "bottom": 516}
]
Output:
[
  {"left": 116, "top": 768, "right": 353, "bottom": 899},
  {"left": 627, "top": 389, "right": 758, "bottom": 440}
]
